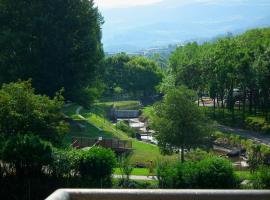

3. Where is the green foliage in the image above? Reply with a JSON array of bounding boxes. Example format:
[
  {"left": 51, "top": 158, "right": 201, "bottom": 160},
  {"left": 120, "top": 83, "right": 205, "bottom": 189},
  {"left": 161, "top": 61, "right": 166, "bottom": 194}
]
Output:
[
  {"left": 117, "top": 154, "right": 134, "bottom": 188},
  {"left": 49, "top": 148, "right": 81, "bottom": 178},
  {"left": 157, "top": 159, "right": 178, "bottom": 188},
  {"left": 0, "top": 0, "right": 104, "bottom": 101},
  {"left": 116, "top": 121, "right": 136, "bottom": 138},
  {"left": 151, "top": 87, "right": 212, "bottom": 161},
  {"left": 0, "top": 81, "right": 68, "bottom": 143},
  {"left": 79, "top": 147, "right": 116, "bottom": 187},
  {"left": 167, "top": 28, "right": 270, "bottom": 123},
  {"left": 74, "top": 80, "right": 106, "bottom": 108},
  {"left": 103, "top": 53, "right": 163, "bottom": 98},
  {"left": 195, "top": 157, "right": 239, "bottom": 189},
  {"left": 253, "top": 166, "right": 270, "bottom": 189},
  {"left": 248, "top": 145, "right": 264, "bottom": 172},
  {"left": 1, "top": 134, "right": 52, "bottom": 177},
  {"left": 157, "top": 157, "right": 239, "bottom": 189}
]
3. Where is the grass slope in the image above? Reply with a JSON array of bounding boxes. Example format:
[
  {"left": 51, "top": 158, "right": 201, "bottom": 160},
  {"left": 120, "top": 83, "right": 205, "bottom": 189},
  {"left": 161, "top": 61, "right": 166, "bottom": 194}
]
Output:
[{"left": 62, "top": 102, "right": 176, "bottom": 165}]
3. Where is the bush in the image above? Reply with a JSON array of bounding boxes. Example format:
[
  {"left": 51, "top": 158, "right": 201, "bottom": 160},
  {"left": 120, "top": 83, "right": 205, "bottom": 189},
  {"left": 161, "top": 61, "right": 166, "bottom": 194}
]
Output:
[
  {"left": 157, "top": 159, "right": 178, "bottom": 188},
  {"left": 157, "top": 157, "right": 239, "bottom": 189},
  {"left": 49, "top": 148, "right": 81, "bottom": 178},
  {"left": 79, "top": 147, "right": 116, "bottom": 187},
  {"left": 1, "top": 134, "right": 52, "bottom": 177},
  {"left": 195, "top": 157, "right": 239, "bottom": 189},
  {"left": 253, "top": 166, "right": 270, "bottom": 189},
  {"left": 116, "top": 121, "right": 136, "bottom": 138}
]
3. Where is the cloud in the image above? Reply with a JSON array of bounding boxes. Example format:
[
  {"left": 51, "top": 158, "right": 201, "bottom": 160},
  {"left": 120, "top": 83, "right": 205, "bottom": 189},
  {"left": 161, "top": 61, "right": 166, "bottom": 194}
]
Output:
[{"left": 95, "top": 0, "right": 163, "bottom": 9}]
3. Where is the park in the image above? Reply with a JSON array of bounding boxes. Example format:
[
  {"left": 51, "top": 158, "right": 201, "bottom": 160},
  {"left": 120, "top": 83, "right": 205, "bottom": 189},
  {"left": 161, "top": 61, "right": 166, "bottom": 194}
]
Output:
[{"left": 0, "top": 0, "right": 270, "bottom": 199}]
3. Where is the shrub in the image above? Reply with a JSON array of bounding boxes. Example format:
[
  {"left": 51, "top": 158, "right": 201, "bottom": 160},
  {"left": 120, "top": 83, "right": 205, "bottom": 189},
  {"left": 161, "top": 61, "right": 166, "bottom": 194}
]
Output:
[
  {"left": 195, "top": 157, "right": 239, "bottom": 189},
  {"left": 1, "top": 134, "right": 52, "bottom": 177},
  {"left": 157, "top": 159, "right": 178, "bottom": 188},
  {"left": 253, "top": 166, "right": 270, "bottom": 189},
  {"left": 157, "top": 157, "right": 239, "bottom": 189},
  {"left": 79, "top": 147, "right": 116, "bottom": 187},
  {"left": 49, "top": 148, "right": 81, "bottom": 178},
  {"left": 116, "top": 121, "right": 136, "bottom": 138}
]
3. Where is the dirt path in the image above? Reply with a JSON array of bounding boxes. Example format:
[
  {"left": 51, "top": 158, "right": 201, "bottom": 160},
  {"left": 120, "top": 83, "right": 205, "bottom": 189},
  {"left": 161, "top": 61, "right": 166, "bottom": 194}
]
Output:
[{"left": 218, "top": 125, "right": 270, "bottom": 147}]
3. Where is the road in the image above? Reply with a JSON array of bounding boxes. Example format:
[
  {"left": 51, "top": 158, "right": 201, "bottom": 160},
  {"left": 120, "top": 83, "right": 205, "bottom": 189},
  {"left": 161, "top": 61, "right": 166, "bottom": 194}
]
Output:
[{"left": 218, "top": 125, "right": 270, "bottom": 147}]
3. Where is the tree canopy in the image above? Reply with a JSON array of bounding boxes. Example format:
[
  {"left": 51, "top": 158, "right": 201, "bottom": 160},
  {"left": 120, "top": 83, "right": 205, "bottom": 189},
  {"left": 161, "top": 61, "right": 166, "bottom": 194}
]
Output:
[
  {"left": 0, "top": 80, "right": 68, "bottom": 143},
  {"left": 103, "top": 53, "right": 163, "bottom": 99},
  {"left": 0, "top": 0, "right": 104, "bottom": 102},
  {"left": 151, "top": 87, "right": 211, "bottom": 162},
  {"left": 167, "top": 28, "right": 270, "bottom": 121}
]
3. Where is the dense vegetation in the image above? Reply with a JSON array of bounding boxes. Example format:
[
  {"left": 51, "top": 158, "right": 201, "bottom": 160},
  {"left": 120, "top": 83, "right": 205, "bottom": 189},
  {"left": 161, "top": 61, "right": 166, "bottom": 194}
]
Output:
[
  {"left": 150, "top": 87, "right": 212, "bottom": 162},
  {"left": 0, "top": 0, "right": 270, "bottom": 197},
  {"left": 157, "top": 156, "right": 239, "bottom": 189},
  {"left": 102, "top": 53, "right": 163, "bottom": 100},
  {"left": 0, "top": 81, "right": 68, "bottom": 144},
  {"left": 167, "top": 28, "right": 270, "bottom": 125},
  {"left": 0, "top": 0, "right": 103, "bottom": 103}
]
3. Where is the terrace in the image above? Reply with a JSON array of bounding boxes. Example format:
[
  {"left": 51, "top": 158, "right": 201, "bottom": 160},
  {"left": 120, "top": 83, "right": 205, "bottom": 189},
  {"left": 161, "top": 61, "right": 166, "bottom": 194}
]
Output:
[{"left": 46, "top": 189, "right": 270, "bottom": 200}]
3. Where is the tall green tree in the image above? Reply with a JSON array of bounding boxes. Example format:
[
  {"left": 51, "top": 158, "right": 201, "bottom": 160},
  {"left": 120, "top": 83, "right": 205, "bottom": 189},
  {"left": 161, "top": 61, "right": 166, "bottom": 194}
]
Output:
[
  {"left": 0, "top": 0, "right": 103, "bottom": 101},
  {"left": 151, "top": 87, "right": 211, "bottom": 162}
]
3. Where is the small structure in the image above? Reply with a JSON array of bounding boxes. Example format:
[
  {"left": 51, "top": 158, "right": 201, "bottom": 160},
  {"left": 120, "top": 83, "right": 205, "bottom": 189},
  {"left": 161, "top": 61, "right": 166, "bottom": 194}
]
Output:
[{"left": 72, "top": 137, "right": 132, "bottom": 153}]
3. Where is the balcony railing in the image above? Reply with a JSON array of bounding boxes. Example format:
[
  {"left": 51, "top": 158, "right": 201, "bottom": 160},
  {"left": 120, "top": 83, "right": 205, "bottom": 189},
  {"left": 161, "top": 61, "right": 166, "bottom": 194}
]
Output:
[{"left": 46, "top": 189, "right": 270, "bottom": 200}]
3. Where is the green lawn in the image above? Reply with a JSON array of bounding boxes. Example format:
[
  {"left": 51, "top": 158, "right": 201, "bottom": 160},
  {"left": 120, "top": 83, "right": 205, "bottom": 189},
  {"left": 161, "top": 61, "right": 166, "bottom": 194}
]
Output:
[
  {"left": 114, "top": 168, "right": 152, "bottom": 176},
  {"left": 62, "top": 103, "right": 177, "bottom": 165},
  {"left": 95, "top": 100, "right": 141, "bottom": 110}
]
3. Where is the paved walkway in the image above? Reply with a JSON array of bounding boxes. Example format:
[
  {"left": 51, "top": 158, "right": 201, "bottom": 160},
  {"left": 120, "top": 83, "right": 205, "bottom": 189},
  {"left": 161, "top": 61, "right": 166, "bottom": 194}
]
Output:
[
  {"left": 113, "top": 174, "right": 157, "bottom": 181},
  {"left": 218, "top": 125, "right": 270, "bottom": 147}
]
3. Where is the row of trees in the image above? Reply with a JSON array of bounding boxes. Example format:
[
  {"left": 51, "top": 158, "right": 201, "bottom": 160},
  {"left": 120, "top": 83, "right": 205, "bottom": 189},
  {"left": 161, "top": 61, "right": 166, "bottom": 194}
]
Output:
[{"left": 167, "top": 28, "right": 270, "bottom": 121}]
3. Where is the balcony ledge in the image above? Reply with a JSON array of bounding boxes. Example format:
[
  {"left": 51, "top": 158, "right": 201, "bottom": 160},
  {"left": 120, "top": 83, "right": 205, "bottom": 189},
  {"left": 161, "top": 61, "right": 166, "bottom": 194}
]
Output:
[{"left": 46, "top": 189, "right": 270, "bottom": 200}]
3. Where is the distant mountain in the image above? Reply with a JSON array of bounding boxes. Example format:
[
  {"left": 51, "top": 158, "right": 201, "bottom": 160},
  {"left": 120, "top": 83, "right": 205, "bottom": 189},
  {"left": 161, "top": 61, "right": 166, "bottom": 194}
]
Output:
[{"left": 100, "top": 0, "right": 270, "bottom": 53}]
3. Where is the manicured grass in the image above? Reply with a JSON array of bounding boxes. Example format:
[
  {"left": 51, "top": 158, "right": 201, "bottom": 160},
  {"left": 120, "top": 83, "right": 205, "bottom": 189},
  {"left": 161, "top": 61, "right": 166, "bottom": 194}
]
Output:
[
  {"left": 62, "top": 103, "right": 177, "bottom": 165},
  {"left": 95, "top": 100, "right": 141, "bottom": 110},
  {"left": 81, "top": 109, "right": 128, "bottom": 139},
  {"left": 114, "top": 168, "right": 152, "bottom": 176}
]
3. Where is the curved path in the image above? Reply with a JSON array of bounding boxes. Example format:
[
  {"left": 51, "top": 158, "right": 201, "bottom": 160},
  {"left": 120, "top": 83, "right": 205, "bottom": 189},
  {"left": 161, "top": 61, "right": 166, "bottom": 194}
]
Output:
[{"left": 218, "top": 125, "right": 270, "bottom": 147}]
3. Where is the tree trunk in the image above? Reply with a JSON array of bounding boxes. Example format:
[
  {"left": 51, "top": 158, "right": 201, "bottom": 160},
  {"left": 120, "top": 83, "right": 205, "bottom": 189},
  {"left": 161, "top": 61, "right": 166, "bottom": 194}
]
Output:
[
  {"left": 249, "top": 90, "right": 253, "bottom": 114},
  {"left": 217, "top": 94, "right": 220, "bottom": 109},
  {"left": 201, "top": 97, "right": 205, "bottom": 107},
  {"left": 213, "top": 96, "right": 216, "bottom": 117},
  {"left": 243, "top": 88, "right": 246, "bottom": 120},
  {"left": 180, "top": 146, "right": 185, "bottom": 163}
]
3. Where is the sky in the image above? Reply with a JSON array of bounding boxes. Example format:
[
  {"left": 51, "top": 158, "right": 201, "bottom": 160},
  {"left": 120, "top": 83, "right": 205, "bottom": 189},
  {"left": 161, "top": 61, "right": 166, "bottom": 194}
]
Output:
[
  {"left": 95, "top": 0, "right": 163, "bottom": 9},
  {"left": 95, "top": 0, "right": 270, "bottom": 9},
  {"left": 94, "top": 0, "right": 270, "bottom": 52}
]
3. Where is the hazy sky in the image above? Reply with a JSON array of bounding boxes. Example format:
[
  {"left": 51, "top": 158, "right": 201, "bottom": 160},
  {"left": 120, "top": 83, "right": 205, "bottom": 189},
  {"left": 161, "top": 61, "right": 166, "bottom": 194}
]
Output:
[
  {"left": 94, "top": 0, "right": 270, "bottom": 10},
  {"left": 95, "top": 0, "right": 270, "bottom": 52},
  {"left": 94, "top": 0, "right": 163, "bottom": 9}
]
